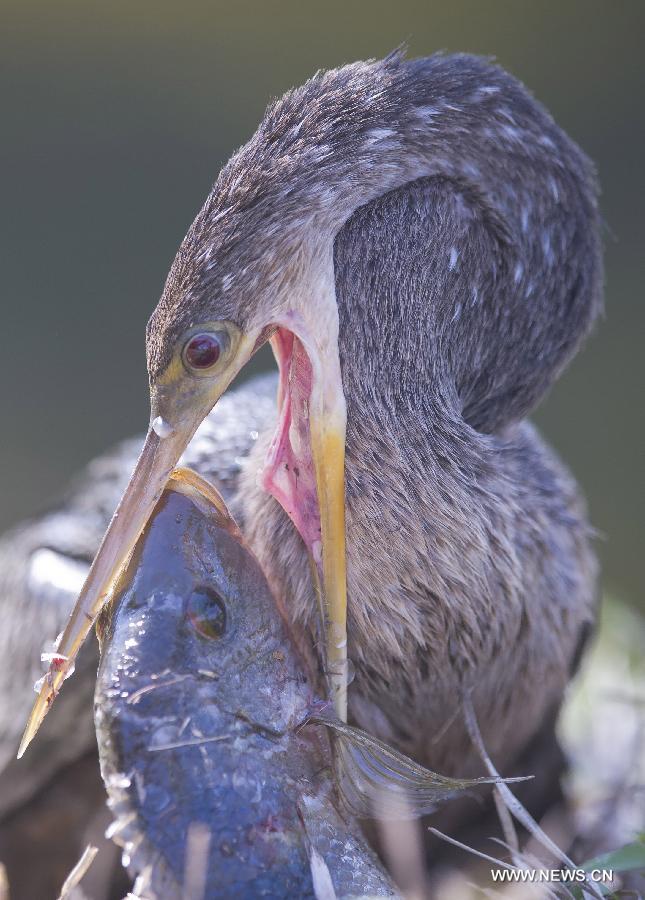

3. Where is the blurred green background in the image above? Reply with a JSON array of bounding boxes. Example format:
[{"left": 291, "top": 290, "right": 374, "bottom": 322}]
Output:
[{"left": 1, "top": 1, "right": 643, "bottom": 609}]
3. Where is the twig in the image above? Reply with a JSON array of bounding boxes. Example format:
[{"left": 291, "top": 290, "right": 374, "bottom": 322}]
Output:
[
  {"left": 182, "top": 822, "right": 211, "bottom": 900},
  {"left": 462, "top": 692, "right": 605, "bottom": 900},
  {"left": 373, "top": 787, "right": 431, "bottom": 900},
  {"left": 57, "top": 845, "right": 98, "bottom": 900},
  {"left": 0, "top": 863, "right": 8, "bottom": 900},
  {"left": 428, "top": 827, "right": 517, "bottom": 871},
  {"left": 492, "top": 789, "right": 522, "bottom": 867},
  {"left": 148, "top": 734, "right": 231, "bottom": 752}
]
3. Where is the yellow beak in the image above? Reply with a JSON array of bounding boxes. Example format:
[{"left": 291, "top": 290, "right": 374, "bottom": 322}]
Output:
[
  {"left": 18, "top": 324, "right": 350, "bottom": 757},
  {"left": 309, "top": 390, "right": 349, "bottom": 720},
  {"left": 18, "top": 332, "right": 259, "bottom": 758}
]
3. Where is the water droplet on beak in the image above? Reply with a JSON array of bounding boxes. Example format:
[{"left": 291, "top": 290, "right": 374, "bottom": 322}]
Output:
[{"left": 152, "top": 416, "right": 174, "bottom": 439}]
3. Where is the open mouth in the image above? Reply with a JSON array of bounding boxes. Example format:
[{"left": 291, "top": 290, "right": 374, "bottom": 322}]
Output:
[
  {"left": 260, "top": 324, "right": 349, "bottom": 714},
  {"left": 262, "top": 328, "right": 322, "bottom": 564}
]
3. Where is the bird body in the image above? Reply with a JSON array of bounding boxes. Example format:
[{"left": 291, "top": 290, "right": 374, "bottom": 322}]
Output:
[
  {"left": 225, "top": 54, "right": 603, "bottom": 774},
  {"left": 21, "top": 52, "right": 602, "bottom": 797},
  {"left": 242, "top": 237, "right": 598, "bottom": 776}
]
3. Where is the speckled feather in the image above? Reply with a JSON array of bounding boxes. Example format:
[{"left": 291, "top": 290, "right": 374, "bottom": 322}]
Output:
[
  {"left": 147, "top": 51, "right": 601, "bottom": 399},
  {"left": 3, "top": 52, "right": 602, "bottom": 799},
  {"left": 187, "top": 53, "right": 602, "bottom": 775}
]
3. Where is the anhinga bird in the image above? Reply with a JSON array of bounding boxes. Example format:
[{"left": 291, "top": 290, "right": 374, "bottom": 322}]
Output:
[{"left": 19, "top": 51, "right": 602, "bottom": 789}]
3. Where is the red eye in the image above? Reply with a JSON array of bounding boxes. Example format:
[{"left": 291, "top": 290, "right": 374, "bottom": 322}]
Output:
[{"left": 183, "top": 332, "right": 226, "bottom": 371}]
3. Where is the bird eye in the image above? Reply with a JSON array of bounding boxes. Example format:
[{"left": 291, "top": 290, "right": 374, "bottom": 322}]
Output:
[
  {"left": 182, "top": 331, "right": 228, "bottom": 372},
  {"left": 186, "top": 588, "right": 227, "bottom": 640}
]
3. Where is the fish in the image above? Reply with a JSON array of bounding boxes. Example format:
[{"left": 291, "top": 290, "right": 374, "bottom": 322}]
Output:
[{"left": 95, "top": 470, "right": 508, "bottom": 898}]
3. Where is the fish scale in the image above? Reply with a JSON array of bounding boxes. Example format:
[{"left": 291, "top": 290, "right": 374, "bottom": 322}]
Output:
[{"left": 95, "top": 485, "right": 398, "bottom": 899}]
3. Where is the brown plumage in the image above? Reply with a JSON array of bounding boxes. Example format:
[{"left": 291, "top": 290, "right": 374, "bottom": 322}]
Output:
[
  {"left": 149, "top": 52, "right": 602, "bottom": 775},
  {"left": 240, "top": 189, "right": 599, "bottom": 776},
  {"left": 18, "top": 51, "right": 603, "bottom": 791}
]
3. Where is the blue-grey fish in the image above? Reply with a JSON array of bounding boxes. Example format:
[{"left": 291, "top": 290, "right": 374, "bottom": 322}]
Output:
[{"left": 95, "top": 471, "right": 503, "bottom": 899}]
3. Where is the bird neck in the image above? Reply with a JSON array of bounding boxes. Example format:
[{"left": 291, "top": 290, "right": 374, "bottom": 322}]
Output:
[{"left": 168, "top": 53, "right": 600, "bottom": 433}]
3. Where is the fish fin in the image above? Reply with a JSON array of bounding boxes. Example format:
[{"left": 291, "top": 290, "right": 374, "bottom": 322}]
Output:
[{"left": 306, "top": 713, "right": 531, "bottom": 819}]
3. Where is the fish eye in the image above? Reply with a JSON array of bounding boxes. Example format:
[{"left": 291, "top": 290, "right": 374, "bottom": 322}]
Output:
[
  {"left": 186, "top": 588, "right": 227, "bottom": 640},
  {"left": 182, "top": 330, "right": 229, "bottom": 373}
]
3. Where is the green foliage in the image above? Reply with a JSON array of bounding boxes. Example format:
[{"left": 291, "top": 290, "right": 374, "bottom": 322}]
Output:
[
  {"left": 582, "top": 833, "right": 645, "bottom": 876},
  {"left": 568, "top": 835, "right": 645, "bottom": 899}
]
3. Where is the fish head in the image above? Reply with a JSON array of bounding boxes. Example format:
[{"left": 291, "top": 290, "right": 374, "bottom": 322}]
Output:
[{"left": 97, "top": 481, "right": 312, "bottom": 739}]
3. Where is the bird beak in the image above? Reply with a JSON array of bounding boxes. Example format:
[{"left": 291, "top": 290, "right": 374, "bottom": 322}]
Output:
[
  {"left": 307, "top": 367, "right": 348, "bottom": 721},
  {"left": 264, "top": 323, "right": 349, "bottom": 721},
  {"left": 18, "top": 316, "right": 350, "bottom": 757},
  {"left": 18, "top": 332, "right": 260, "bottom": 758}
]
